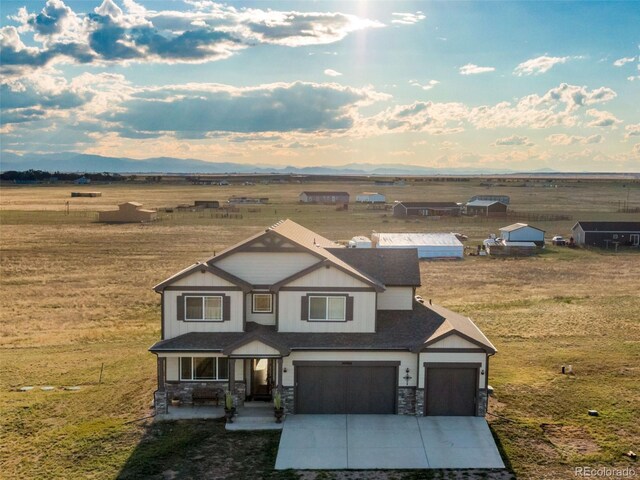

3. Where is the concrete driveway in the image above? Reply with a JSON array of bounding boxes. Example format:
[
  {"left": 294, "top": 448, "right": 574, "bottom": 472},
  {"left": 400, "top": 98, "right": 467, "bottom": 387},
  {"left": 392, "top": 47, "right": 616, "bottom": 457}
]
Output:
[{"left": 275, "top": 415, "right": 505, "bottom": 470}]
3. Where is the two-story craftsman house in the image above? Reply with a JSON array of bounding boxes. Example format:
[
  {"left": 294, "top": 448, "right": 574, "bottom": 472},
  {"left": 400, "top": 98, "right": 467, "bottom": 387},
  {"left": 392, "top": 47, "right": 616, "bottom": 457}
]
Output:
[{"left": 150, "top": 219, "right": 496, "bottom": 416}]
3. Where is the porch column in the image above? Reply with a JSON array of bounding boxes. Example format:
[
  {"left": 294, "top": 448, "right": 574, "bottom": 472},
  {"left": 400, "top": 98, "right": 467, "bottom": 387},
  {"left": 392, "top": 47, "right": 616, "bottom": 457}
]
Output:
[
  {"left": 277, "top": 357, "right": 283, "bottom": 394},
  {"left": 229, "top": 358, "right": 235, "bottom": 394},
  {"left": 156, "top": 357, "right": 165, "bottom": 391}
]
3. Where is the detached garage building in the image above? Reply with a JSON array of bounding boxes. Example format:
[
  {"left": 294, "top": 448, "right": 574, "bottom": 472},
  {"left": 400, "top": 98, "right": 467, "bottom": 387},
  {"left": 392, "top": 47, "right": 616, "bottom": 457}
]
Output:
[
  {"left": 465, "top": 200, "right": 508, "bottom": 217},
  {"left": 299, "top": 191, "right": 350, "bottom": 204},
  {"left": 393, "top": 202, "right": 461, "bottom": 217},
  {"left": 356, "top": 192, "right": 386, "bottom": 204},
  {"left": 372, "top": 233, "right": 464, "bottom": 259},
  {"left": 572, "top": 221, "right": 640, "bottom": 248},
  {"left": 499, "top": 223, "right": 545, "bottom": 246},
  {"left": 99, "top": 202, "right": 157, "bottom": 223}
]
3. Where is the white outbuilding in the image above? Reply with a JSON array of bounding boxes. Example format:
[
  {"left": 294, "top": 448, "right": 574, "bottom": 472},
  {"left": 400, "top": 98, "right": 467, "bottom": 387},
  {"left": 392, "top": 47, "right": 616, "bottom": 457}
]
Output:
[
  {"left": 356, "top": 192, "right": 386, "bottom": 203},
  {"left": 499, "top": 223, "right": 545, "bottom": 246},
  {"left": 371, "top": 233, "right": 463, "bottom": 259},
  {"left": 348, "top": 236, "right": 373, "bottom": 248}
]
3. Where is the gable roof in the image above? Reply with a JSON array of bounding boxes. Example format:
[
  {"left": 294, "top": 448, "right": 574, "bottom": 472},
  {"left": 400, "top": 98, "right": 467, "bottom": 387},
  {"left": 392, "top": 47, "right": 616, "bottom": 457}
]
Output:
[
  {"left": 395, "top": 202, "right": 460, "bottom": 208},
  {"left": 300, "top": 191, "right": 350, "bottom": 196},
  {"left": 155, "top": 219, "right": 384, "bottom": 292},
  {"left": 572, "top": 221, "right": 640, "bottom": 232},
  {"left": 466, "top": 200, "right": 506, "bottom": 207},
  {"left": 153, "top": 262, "right": 253, "bottom": 292},
  {"left": 149, "top": 301, "right": 495, "bottom": 354},
  {"left": 327, "top": 248, "right": 421, "bottom": 286},
  {"left": 500, "top": 223, "right": 544, "bottom": 233}
]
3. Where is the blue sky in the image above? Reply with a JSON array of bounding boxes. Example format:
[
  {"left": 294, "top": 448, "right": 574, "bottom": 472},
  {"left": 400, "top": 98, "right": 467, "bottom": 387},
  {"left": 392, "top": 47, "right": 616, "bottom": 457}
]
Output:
[{"left": 1, "top": 0, "right": 639, "bottom": 171}]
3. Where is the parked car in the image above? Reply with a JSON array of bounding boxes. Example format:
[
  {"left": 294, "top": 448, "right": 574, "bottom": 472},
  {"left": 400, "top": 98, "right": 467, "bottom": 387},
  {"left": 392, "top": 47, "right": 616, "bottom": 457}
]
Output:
[{"left": 552, "top": 235, "right": 566, "bottom": 246}]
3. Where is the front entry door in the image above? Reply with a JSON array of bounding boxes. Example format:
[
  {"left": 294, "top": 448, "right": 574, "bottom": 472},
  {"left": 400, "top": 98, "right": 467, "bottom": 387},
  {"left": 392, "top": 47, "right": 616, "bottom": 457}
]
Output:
[{"left": 251, "top": 358, "right": 274, "bottom": 400}]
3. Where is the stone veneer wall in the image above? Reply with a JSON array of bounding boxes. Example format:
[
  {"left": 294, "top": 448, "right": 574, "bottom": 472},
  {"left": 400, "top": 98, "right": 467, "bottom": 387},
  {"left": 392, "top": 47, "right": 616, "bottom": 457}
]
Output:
[
  {"left": 281, "top": 387, "right": 295, "bottom": 414},
  {"left": 397, "top": 387, "right": 416, "bottom": 415},
  {"left": 161, "top": 381, "right": 246, "bottom": 408},
  {"left": 155, "top": 391, "right": 168, "bottom": 414}
]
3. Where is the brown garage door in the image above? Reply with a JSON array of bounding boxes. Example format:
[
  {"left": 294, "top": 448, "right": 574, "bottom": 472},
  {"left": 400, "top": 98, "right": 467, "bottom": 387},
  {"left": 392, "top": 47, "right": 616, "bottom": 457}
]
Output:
[
  {"left": 296, "top": 364, "right": 397, "bottom": 414},
  {"left": 425, "top": 365, "right": 478, "bottom": 416}
]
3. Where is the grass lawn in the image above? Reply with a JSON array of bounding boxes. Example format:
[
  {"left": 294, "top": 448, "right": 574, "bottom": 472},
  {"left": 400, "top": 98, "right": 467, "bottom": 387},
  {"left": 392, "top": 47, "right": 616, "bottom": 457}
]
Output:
[{"left": 1, "top": 179, "right": 639, "bottom": 479}]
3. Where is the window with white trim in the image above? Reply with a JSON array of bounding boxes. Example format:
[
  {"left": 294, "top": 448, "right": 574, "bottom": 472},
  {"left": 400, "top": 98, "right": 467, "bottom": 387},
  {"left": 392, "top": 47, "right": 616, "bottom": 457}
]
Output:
[
  {"left": 180, "top": 357, "right": 229, "bottom": 380},
  {"left": 252, "top": 293, "right": 273, "bottom": 313},
  {"left": 309, "top": 295, "right": 346, "bottom": 321},
  {"left": 185, "top": 296, "right": 222, "bottom": 321}
]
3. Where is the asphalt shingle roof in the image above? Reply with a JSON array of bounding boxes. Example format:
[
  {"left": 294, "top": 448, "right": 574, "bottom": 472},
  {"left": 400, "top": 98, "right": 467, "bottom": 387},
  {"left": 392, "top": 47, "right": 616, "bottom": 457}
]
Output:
[
  {"left": 574, "top": 221, "right": 640, "bottom": 232},
  {"left": 149, "top": 301, "right": 495, "bottom": 353},
  {"left": 326, "top": 248, "right": 421, "bottom": 286}
]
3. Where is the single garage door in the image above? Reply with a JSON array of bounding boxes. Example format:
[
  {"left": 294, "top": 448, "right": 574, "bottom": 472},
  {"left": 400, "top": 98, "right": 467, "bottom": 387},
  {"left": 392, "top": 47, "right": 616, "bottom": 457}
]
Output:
[
  {"left": 296, "top": 364, "right": 397, "bottom": 414},
  {"left": 425, "top": 365, "right": 478, "bottom": 416}
]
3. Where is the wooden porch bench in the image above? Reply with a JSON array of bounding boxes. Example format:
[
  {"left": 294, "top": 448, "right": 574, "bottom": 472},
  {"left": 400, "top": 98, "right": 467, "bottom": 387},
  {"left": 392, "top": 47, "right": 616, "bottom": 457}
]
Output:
[{"left": 191, "top": 387, "right": 225, "bottom": 406}]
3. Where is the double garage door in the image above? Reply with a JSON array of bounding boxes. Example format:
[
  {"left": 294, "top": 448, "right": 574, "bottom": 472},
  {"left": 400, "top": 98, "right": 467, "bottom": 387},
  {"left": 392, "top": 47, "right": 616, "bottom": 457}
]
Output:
[{"left": 296, "top": 363, "right": 397, "bottom": 414}]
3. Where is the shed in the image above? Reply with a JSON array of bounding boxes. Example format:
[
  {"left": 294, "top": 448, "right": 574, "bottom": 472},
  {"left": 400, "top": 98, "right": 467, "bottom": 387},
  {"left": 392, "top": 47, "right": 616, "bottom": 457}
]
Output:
[
  {"left": 356, "top": 192, "right": 386, "bottom": 204},
  {"left": 194, "top": 200, "right": 220, "bottom": 209},
  {"left": 571, "top": 221, "right": 640, "bottom": 248},
  {"left": 348, "top": 236, "right": 372, "bottom": 248},
  {"left": 299, "top": 191, "right": 350, "bottom": 204},
  {"left": 98, "top": 202, "right": 157, "bottom": 223},
  {"left": 469, "top": 195, "right": 510, "bottom": 205},
  {"left": 465, "top": 200, "right": 508, "bottom": 217},
  {"left": 392, "top": 202, "right": 461, "bottom": 217},
  {"left": 499, "top": 223, "right": 545, "bottom": 246},
  {"left": 371, "top": 233, "right": 463, "bottom": 259}
]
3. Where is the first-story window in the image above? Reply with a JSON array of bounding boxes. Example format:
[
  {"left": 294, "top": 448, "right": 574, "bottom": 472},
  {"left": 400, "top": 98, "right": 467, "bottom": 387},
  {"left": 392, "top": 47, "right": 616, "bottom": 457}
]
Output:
[
  {"left": 309, "top": 295, "right": 346, "bottom": 321},
  {"left": 180, "top": 357, "right": 229, "bottom": 380},
  {"left": 185, "top": 296, "right": 222, "bottom": 321},
  {"left": 252, "top": 293, "right": 273, "bottom": 313}
]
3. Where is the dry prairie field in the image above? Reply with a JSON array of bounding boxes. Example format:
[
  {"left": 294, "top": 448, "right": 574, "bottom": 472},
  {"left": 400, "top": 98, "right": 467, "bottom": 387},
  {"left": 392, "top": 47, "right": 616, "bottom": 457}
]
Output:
[{"left": 1, "top": 180, "right": 639, "bottom": 480}]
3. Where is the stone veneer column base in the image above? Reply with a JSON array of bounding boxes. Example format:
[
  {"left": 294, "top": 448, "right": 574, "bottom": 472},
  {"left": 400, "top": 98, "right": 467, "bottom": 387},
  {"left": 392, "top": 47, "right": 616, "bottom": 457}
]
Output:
[
  {"left": 415, "top": 388, "right": 425, "bottom": 416},
  {"left": 154, "top": 390, "right": 168, "bottom": 414},
  {"left": 281, "top": 387, "right": 295, "bottom": 414},
  {"left": 477, "top": 389, "right": 488, "bottom": 417},
  {"left": 397, "top": 386, "right": 417, "bottom": 415}
]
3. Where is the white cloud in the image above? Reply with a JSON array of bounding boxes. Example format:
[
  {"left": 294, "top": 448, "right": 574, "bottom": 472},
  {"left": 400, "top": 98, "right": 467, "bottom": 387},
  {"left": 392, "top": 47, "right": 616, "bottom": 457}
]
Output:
[
  {"left": 1, "top": 0, "right": 386, "bottom": 75},
  {"left": 585, "top": 109, "right": 622, "bottom": 128},
  {"left": 514, "top": 55, "right": 570, "bottom": 76},
  {"left": 613, "top": 56, "right": 635, "bottom": 67},
  {"left": 547, "top": 134, "right": 604, "bottom": 145},
  {"left": 624, "top": 124, "right": 640, "bottom": 140},
  {"left": 391, "top": 12, "right": 425, "bottom": 25},
  {"left": 492, "top": 135, "right": 533, "bottom": 146},
  {"left": 409, "top": 79, "right": 440, "bottom": 91},
  {"left": 459, "top": 63, "right": 495, "bottom": 75},
  {"left": 324, "top": 69, "right": 342, "bottom": 77}
]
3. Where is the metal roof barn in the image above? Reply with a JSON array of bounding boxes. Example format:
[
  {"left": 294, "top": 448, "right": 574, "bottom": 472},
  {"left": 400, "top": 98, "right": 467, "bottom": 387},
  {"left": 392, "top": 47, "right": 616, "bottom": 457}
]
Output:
[{"left": 372, "top": 233, "right": 463, "bottom": 259}]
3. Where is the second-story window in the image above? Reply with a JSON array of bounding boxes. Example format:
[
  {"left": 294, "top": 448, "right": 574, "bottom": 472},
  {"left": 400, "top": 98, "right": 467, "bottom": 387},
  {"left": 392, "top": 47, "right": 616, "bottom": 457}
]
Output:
[
  {"left": 309, "top": 295, "right": 346, "bottom": 321},
  {"left": 252, "top": 293, "right": 273, "bottom": 313},
  {"left": 185, "top": 295, "right": 223, "bottom": 321}
]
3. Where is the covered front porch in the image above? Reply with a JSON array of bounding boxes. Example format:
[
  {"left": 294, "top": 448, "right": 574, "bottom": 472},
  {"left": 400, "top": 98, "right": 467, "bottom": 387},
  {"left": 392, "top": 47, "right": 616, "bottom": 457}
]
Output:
[{"left": 153, "top": 335, "right": 289, "bottom": 413}]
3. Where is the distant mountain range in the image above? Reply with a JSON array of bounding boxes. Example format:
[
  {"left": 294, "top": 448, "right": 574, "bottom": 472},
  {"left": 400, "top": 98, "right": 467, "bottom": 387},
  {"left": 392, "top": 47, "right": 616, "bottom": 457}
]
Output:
[{"left": 0, "top": 151, "right": 563, "bottom": 175}]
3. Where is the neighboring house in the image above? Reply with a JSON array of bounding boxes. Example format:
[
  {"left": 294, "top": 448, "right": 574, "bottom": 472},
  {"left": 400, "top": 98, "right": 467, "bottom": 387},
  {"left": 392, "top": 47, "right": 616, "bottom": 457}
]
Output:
[
  {"left": 372, "top": 233, "right": 464, "bottom": 259},
  {"left": 356, "top": 192, "right": 386, "bottom": 204},
  {"left": 499, "top": 223, "right": 545, "bottom": 246},
  {"left": 299, "top": 191, "right": 350, "bottom": 204},
  {"left": 98, "top": 202, "right": 157, "bottom": 223},
  {"left": 465, "top": 200, "right": 508, "bottom": 217},
  {"left": 228, "top": 196, "right": 269, "bottom": 205},
  {"left": 469, "top": 195, "right": 510, "bottom": 205},
  {"left": 571, "top": 221, "right": 640, "bottom": 248},
  {"left": 73, "top": 176, "right": 91, "bottom": 185},
  {"left": 150, "top": 219, "right": 496, "bottom": 416},
  {"left": 392, "top": 202, "right": 462, "bottom": 217}
]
